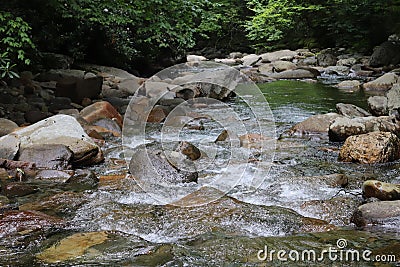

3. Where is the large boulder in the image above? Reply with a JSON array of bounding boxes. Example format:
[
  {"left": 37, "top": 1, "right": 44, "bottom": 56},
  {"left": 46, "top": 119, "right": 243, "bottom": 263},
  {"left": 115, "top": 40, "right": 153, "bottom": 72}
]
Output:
[
  {"left": 38, "top": 69, "right": 103, "bottom": 103},
  {"left": 362, "top": 73, "right": 399, "bottom": 91},
  {"left": 351, "top": 200, "right": 400, "bottom": 227},
  {"left": 328, "top": 116, "right": 400, "bottom": 142},
  {"left": 367, "top": 96, "right": 388, "bottom": 116},
  {"left": 368, "top": 41, "right": 400, "bottom": 67},
  {"left": 288, "top": 113, "right": 342, "bottom": 136},
  {"left": 0, "top": 115, "right": 103, "bottom": 166},
  {"left": 338, "top": 132, "right": 400, "bottom": 164},
  {"left": 335, "top": 103, "right": 370, "bottom": 118}
]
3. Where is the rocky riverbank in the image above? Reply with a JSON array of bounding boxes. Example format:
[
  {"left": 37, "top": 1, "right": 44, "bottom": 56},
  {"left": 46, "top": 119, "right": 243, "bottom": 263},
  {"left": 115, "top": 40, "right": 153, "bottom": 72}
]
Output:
[{"left": 0, "top": 37, "right": 400, "bottom": 264}]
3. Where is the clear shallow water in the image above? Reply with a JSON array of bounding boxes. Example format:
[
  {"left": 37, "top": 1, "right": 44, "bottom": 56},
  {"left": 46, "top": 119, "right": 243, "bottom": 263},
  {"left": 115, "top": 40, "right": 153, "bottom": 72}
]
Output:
[{"left": 2, "top": 80, "right": 399, "bottom": 266}]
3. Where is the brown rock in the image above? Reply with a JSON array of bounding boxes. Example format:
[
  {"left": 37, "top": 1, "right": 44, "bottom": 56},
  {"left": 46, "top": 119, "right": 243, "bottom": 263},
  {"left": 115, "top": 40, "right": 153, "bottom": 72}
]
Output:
[
  {"left": 338, "top": 132, "right": 400, "bottom": 164},
  {"left": 80, "top": 101, "right": 123, "bottom": 128},
  {"left": 179, "top": 141, "right": 201, "bottom": 160},
  {"left": 239, "top": 133, "right": 271, "bottom": 149},
  {"left": 288, "top": 113, "right": 342, "bottom": 136},
  {"left": 0, "top": 119, "right": 18, "bottom": 137},
  {"left": 36, "top": 231, "right": 109, "bottom": 263},
  {"left": 215, "top": 129, "right": 229, "bottom": 142},
  {"left": 2, "top": 182, "right": 38, "bottom": 198},
  {"left": 147, "top": 106, "right": 167, "bottom": 123},
  {"left": 362, "top": 180, "right": 400, "bottom": 201}
]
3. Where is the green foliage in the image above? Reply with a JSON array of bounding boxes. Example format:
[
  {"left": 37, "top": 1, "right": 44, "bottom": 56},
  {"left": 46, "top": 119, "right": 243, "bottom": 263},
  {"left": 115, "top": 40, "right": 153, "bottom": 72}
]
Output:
[
  {"left": 0, "top": 52, "right": 19, "bottom": 79},
  {"left": 244, "top": 0, "right": 399, "bottom": 51},
  {"left": 0, "top": 11, "right": 34, "bottom": 79}
]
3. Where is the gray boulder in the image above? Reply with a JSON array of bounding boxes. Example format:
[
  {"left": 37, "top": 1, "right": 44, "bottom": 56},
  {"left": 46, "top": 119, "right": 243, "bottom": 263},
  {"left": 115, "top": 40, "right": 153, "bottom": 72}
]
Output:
[
  {"left": 369, "top": 41, "right": 400, "bottom": 67},
  {"left": 0, "top": 115, "right": 103, "bottom": 166},
  {"left": 336, "top": 80, "right": 361, "bottom": 89},
  {"left": 260, "top": 50, "right": 298, "bottom": 62},
  {"left": 317, "top": 51, "right": 337, "bottom": 67},
  {"left": 329, "top": 116, "right": 400, "bottom": 141},
  {"left": 268, "top": 68, "right": 319, "bottom": 79},
  {"left": 363, "top": 73, "right": 399, "bottom": 91},
  {"left": 367, "top": 96, "right": 388, "bottom": 116},
  {"left": 335, "top": 103, "right": 370, "bottom": 118}
]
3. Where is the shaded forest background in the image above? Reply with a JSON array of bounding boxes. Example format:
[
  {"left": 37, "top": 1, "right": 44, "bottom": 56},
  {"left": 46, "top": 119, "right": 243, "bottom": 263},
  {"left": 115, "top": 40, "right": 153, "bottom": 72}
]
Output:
[{"left": 1, "top": 0, "right": 400, "bottom": 76}]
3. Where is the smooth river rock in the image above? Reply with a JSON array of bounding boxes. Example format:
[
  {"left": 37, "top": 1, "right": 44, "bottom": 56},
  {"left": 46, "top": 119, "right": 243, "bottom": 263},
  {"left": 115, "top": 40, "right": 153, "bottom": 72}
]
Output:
[
  {"left": 335, "top": 103, "right": 370, "bottom": 118},
  {"left": 288, "top": 113, "right": 342, "bottom": 136},
  {"left": 338, "top": 132, "right": 400, "bottom": 164},
  {"left": 0, "top": 115, "right": 103, "bottom": 166},
  {"left": 362, "top": 180, "right": 400, "bottom": 201},
  {"left": 363, "top": 73, "right": 399, "bottom": 91},
  {"left": 351, "top": 200, "right": 400, "bottom": 227},
  {"left": 368, "top": 96, "right": 388, "bottom": 116}
]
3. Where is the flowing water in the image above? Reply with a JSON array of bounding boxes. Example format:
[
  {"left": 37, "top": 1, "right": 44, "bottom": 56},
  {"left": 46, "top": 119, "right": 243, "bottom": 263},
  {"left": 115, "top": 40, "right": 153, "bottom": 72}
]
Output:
[{"left": 1, "top": 80, "right": 399, "bottom": 266}]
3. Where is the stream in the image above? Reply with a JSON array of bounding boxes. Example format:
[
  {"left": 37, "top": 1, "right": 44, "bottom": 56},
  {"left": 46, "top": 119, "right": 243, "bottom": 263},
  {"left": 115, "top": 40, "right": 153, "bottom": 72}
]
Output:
[{"left": 1, "top": 79, "right": 399, "bottom": 266}]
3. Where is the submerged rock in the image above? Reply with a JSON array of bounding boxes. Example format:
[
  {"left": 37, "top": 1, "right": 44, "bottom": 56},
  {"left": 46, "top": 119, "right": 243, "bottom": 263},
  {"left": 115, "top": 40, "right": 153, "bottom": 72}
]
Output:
[
  {"left": 20, "top": 191, "right": 88, "bottom": 216},
  {"left": 362, "top": 180, "right": 400, "bottom": 201},
  {"left": 37, "top": 231, "right": 109, "bottom": 263},
  {"left": 179, "top": 141, "right": 201, "bottom": 160},
  {"left": 129, "top": 145, "right": 198, "bottom": 185},
  {"left": 335, "top": 103, "right": 370, "bottom": 118},
  {"left": 0, "top": 210, "right": 64, "bottom": 238},
  {"left": 338, "top": 132, "right": 400, "bottom": 164},
  {"left": 2, "top": 182, "right": 38, "bottom": 198},
  {"left": 351, "top": 200, "right": 400, "bottom": 227}
]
